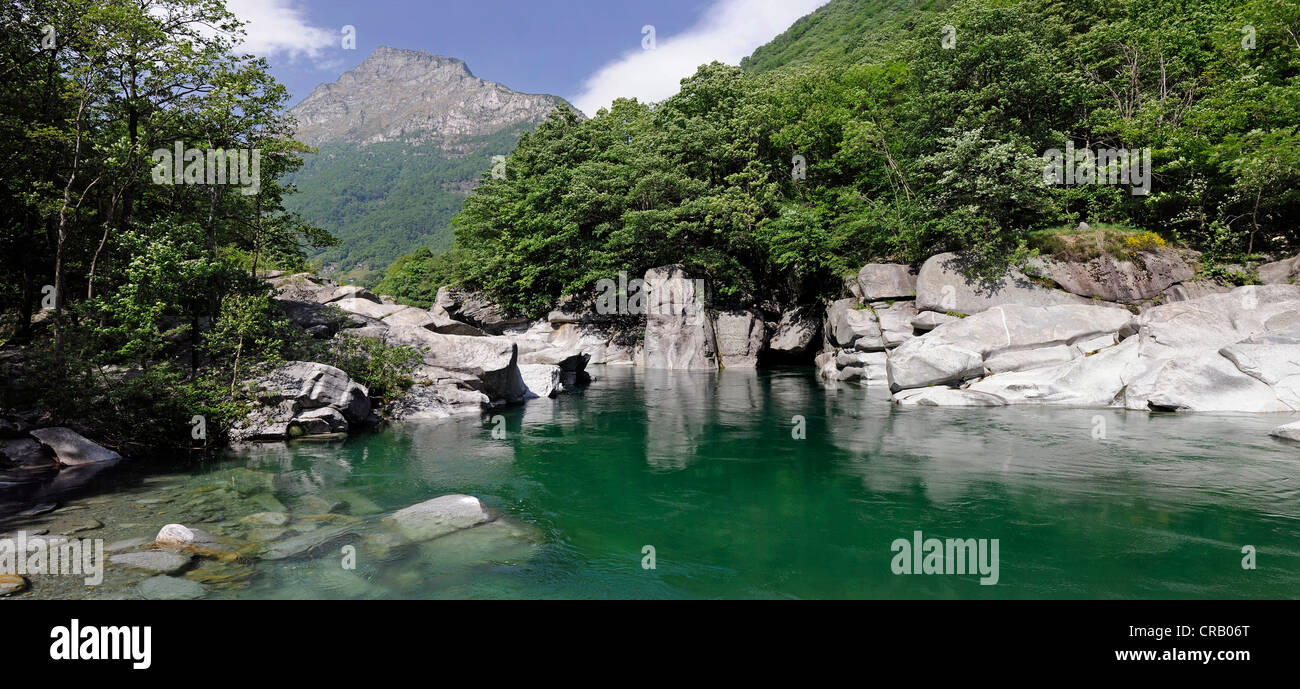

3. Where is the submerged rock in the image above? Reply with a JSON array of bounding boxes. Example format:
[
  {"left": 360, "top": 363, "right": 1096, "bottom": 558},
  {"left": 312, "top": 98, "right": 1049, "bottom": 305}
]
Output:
[
  {"left": 414, "top": 518, "right": 544, "bottom": 574},
  {"left": 110, "top": 551, "right": 195, "bottom": 575},
  {"left": 383, "top": 494, "right": 494, "bottom": 543},
  {"left": 139, "top": 575, "right": 207, "bottom": 600}
]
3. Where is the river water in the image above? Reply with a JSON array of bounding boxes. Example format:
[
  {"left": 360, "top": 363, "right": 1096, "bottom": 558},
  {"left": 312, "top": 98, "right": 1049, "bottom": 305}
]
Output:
[{"left": 2, "top": 367, "right": 1298, "bottom": 599}]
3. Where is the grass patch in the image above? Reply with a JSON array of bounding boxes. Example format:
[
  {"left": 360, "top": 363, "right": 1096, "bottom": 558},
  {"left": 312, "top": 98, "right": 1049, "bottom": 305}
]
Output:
[{"left": 1026, "top": 224, "right": 1170, "bottom": 262}]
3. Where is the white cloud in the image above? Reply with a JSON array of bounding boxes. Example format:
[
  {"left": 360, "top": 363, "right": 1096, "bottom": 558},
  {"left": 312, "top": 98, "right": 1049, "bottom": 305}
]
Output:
[
  {"left": 226, "top": 0, "right": 338, "bottom": 62},
  {"left": 571, "top": 0, "right": 831, "bottom": 116}
]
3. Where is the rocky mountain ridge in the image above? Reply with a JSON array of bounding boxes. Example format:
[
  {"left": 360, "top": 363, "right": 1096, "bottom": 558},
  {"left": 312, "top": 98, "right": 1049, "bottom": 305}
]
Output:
[{"left": 289, "top": 46, "right": 573, "bottom": 148}]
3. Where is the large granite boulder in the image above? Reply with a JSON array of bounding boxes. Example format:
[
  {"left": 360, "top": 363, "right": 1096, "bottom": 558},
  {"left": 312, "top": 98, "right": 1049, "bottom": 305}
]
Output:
[
  {"left": 915, "top": 252, "right": 1091, "bottom": 315},
  {"left": 826, "top": 299, "right": 881, "bottom": 349},
  {"left": 389, "top": 380, "right": 489, "bottom": 420},
  {"left": 384, "top": 326, "right": 526, "bottom": 404},
  {"left": 1270, "top": 421, "right": 1300, "bottom": 442},
  {"left": 1259, "top": 254, "right": 1300, "bottom": 285},
  {"left": 870, "top": 301, "right": 918, "bottom": 349},
  {"left": 332, "top": 298, "right": 406, "bottom": 320},
  {"left": 382, "top": 307, "right": 437, "bottom": 329},
  {"left": 28, "top": 428, "right": 121, "bottom": 466},
  {"left": 383, "top": 494, "right": 495, "bottom": 543},
  {"left": 713, "top": 309, "right": 767, "bottom": 369},
  {"left": 857, "top": 264, "right": 917, "bottom": 301},
  {"left": 0, "top": 437, "right": 54, "bottom": 467},
  {"left": 962, "top": 285, "right": 1300, "bottom": 412},
  {"left": 259, "top": 362, "right": 353, "bottom": 409},
  {"left": 641, "top": 265, "right": 718, "bottom": 371},
  {"left": 887, "top": 304, "right": 1134, "bottom": 391},
  {"left": 1027, "top": 249, "right": 1196, "bottom": 302},
  {"left": 435, "top": 287, "right": 530, "bottom": 334},
  {"left": 768, "top": 305, "right": 822, "bottom": 359},
  {"left": 518, "top": 364, "right": 562, "bottom": 399}
]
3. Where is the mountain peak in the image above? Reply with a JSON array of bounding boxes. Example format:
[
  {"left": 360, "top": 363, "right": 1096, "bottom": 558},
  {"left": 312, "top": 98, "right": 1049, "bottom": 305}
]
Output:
[{"left": 290, "top": 46, "right": 568, "bottom": 147}]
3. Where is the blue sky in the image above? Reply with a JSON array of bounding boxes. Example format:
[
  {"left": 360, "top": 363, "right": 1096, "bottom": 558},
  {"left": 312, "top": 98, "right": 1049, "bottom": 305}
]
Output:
[{"left": 227, "top": 0, "right": 830, "bottom": 114}]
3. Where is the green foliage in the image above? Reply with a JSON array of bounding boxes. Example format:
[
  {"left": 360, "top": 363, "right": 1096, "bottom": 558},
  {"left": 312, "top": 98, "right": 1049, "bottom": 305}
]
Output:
[
  {"left": 373, "top": 245, "right": 462, "bottom": 307},
  {"left": 291, "top": 332, "right": 422, "bottom": 401},
  {"left": 400, "top": 0, "right": 1300, "bottom": 315},
  {"left": 0, "top": 0, "right": 345, "bottom": 458}
]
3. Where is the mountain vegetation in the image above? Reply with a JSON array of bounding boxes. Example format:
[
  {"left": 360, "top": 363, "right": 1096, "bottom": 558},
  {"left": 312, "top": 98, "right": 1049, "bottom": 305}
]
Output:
[
  {"left": 283, "top": 47, "right": 573, "bottom": 284},
  {"left": 381, "top": 0, "right": 1299, "bottom": 316}
]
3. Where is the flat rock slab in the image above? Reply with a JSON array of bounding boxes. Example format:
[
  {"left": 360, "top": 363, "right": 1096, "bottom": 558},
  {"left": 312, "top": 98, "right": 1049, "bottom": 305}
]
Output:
[
  {"left": 28, "top": 428, "right": 121, "bottom": 466},
  {"left": 383, "top": 494, "right": 494, "bottom": 543},
  {"left": 139, "top": 575, "right": 206, "bottom": 600},
  {"left": 110, "top": 551, "right": 195, "bottom": 575},
  {"left": 893, "top": 386, "right": 1008, "bottom": 407},
  {"left": 1269, "top": 421, "right": 1300, "bottom": 442}
]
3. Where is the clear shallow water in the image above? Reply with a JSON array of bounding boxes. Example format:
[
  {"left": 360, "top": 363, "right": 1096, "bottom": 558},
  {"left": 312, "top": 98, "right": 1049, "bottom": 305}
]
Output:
[{"left": 5, "top": 367, "right": 1300, "bottom": 599}]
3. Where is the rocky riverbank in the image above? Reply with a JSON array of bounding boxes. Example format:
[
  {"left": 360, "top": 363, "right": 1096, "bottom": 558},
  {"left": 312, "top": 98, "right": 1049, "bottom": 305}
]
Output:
[
  {"left": 0, "top": 456, "right": 542, "bottom": 600},
  {"left": 257, "top": 244, "right": 1300, "bottom": 442}
]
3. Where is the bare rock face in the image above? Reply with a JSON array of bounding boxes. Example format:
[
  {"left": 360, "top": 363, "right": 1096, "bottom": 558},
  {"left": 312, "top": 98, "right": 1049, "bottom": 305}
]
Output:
[
  {"left": 916, "top": 252, "right": 1091, "bottom": 315},
  {"left": 769, "top": 305, "right": 823, "bottom": 359},
  {"left": 289, "top": 47, "right": 572, "bottom": 148},
  {"left": 714, "top": 310, "right": 767, "bottom": 369},
  {"left": 435, "top": 287, "right": 530, "bottom": 335},
  {"left": 857, "top": 264, "right": 917, "bottom": 301},
  {"left": 1258, "top": 253, "right": 1300, "bottom": 285},
  {"left": 1027, "top": 249, "right": 1196, "bottom": 302},
  {"left": 28, "top": 428, "right": 121, "bottom": 466},
  {"left": 825, "top": 298, "right": 880, "bottom": 349},
  {"left": 886, "top": 304, "right": 1134, "bottom": 391},
  {"left": 641, "top": 265, "right": 719, "bottom": 371},
  {"left": 383, "top": 326, "right": 525, "bottom": 404}
]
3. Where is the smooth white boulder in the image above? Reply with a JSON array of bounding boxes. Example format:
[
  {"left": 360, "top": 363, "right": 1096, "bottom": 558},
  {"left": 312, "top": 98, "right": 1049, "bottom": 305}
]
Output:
[
  {"left": 1270, "top": 421, "right": 1300, "bottom": 441},
  {"left": 887, "top": 304, "right": 1133, "bottom": 390},
  {"left": 383, "top": 494, "right": 494, "bottom": 543}
]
